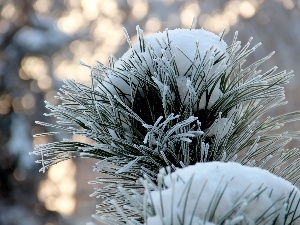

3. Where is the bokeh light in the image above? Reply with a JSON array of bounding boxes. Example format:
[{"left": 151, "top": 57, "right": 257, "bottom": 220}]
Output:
[
  {"left": 57, "top": 9, "right": 86, "bottom": 34},
  {"left": 1, "top": 2, "right": 19, "bottom": 20},
  {"left": 0, "top": 94, "right": 12, "bottom": 115},
  {"left": 281, "top": 0, "right": 295, "bottom": 10},
  {"left": 38, "top": 160, "right": 77, "bottom": 216},
  {"left": 130, "top": 0, "right": 149, "bottom": 19},
  {"left": 239, "top": 0, "right": 257, "bottom": 19},
  {"left": 145, "top": 16, "right": 162, "bottom": 33},
  {"left": 33, "top": 0, "right": 52, "bottom": 13},
  {"left": 180, "top": 1, "right": 201, "bottom": 28},
  {"left": 1, "top": 0, "right": 300, "bottom": 224}
]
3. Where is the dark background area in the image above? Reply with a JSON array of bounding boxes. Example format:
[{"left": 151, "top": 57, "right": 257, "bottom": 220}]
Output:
[{"left": 0, "top": 0, "right": 300, "bottom": 224}]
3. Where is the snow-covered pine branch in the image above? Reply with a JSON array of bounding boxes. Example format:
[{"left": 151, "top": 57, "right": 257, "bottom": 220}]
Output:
[
  {"left": 99, "top": 162, "right": 299, "bottom": 225},
  {"left": 32, "top": 26, "right": 300, "bottom": 224}
]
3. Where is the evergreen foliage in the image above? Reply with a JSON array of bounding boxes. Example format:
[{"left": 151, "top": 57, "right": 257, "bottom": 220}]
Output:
[{"left": 31, "top": 26, "right": 300, "bottom": 224}]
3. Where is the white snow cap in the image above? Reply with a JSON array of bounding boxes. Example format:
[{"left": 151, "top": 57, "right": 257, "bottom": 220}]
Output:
[
  {"left": 102, "top": 28, "right": 228, "bottom": 109},
  {"left": 147, "top": 162, "right": 300, "bottom": 225},
  {"left": 116, "top": 28, "right": 227, "bottom": 75}
]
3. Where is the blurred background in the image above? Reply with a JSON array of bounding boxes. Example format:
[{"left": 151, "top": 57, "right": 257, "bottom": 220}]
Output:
[{"left": 0, "top": 0, "right": 300, "bottom": 224}]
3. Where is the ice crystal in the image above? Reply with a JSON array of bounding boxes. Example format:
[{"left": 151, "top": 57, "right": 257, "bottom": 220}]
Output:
[{"left": 32, "top": 26, "right": 300, "bottom": 224}]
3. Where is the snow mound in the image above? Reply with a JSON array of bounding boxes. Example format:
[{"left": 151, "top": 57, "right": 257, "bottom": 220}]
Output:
[
  {"left": 101, "top": 28, "right": 228, "bottom": 109},
  {"left": 147, "top": 162, "right": 300, "bottom": 225},
  {"left": 116, "top": 28, "right": 227, "bottom": 75}
]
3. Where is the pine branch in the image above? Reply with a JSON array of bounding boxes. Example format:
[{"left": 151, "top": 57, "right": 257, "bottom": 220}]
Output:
[{"left": 32, "top": 27, "right": 300, "bottom": 224}]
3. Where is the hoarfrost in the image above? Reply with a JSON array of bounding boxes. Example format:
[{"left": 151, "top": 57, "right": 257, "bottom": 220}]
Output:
[
  {"left": 207, "top": 117, "right": 233, "bottom": 138},
  {"left": 147, "top": 161, "right": 300, "bottom": 225},
  {"left": 101, "top": 28, "right": 228, "bottom": 110}
]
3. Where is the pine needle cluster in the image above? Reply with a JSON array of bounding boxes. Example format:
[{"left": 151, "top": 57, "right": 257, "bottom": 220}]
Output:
[{"left": 31, "top": 26, "right": 300, "bottom": 224}]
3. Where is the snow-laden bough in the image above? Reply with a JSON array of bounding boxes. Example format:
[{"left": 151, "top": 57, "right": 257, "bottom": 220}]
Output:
[
  {"left": 32, "top": 25, "right": 300, "bottom": 225},
  {"left": 146, "top": 162, "right": 300, "bottom": 225},
  {"left": 99, "top": 28, "right": 228, "bottom": 110}
]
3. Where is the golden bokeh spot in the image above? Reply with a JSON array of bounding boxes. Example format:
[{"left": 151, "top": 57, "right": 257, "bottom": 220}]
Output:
[
  {"left": 58, "top": 177, "right": 77, "bottom": 195},
  {"left": 37, "top": 76, "right": 52, "bottom": 91},
  {"left": 54, "top": 59, "right": 91, "bottom": 84},
  {"left": 201, "top": 0, "right": 243, "bottom": 33},
  {"left": 129, "top": 0, "right": 149, "bottom": 20},
  {"left": 81, "top": 0, "right": 100, "bottom": 21},
  {"left": 239, "top": 0, "right": 256, "bottom": 19},
  {"left": 44, "top": 197, "right": 58, "bottom": 212},
  {"left": 180, "top": 2, "right": 201, "bottom": 28},
  {"left": 54, "top": 60, "right": 75, "bottom": 79},
  {"left": 67, "top": 0, "right": 81, "bottom": 8},
  {"left": 48, "top": 160, "right": 76, "bottom": 183},
  {"left": 98, "top": 0, "right": 118, "bottom": 18},
  {"left": 281, "top": 0, "right": 295, "bottom": 10},
  {"left": 21, "top": 93, "right": 36, "bottom": 110},
  {"left": 225, "top": 0, "right": 240, "bottom": 14},
  {"left": 203, "top": 14, "right": 230, "bottom": 34},
  {"left": 145, "top": 17, "right": 162, "bottom": 33},
  {"left": 57, "top": 9, "right": 86, "bottom": 34},
  {"left": 38, "top": 160, "right": 77, "bottom": 216},
  {"left": 21, "top": 56, "right": 48, "bottom": 80},
  {"left": 1, "top": 2, "right": 18, "bottom": 20},
  {"left": 224, "top": 10, "right": 239, "bottom": 26},
  {"left": 54, "top": 196, "right": 76, "bottom": 216},
  {"left": 33, "top": 0, "right": 52, "bottom": 14},
  {"left": 0, "top": 94, "right": 12, "bottom": 115},
  {"left": 38, "top": 180, "right": 59, "bottom": 200},
  {"left": 93, "top": 18, "right": 115, "bottom": 40}
]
